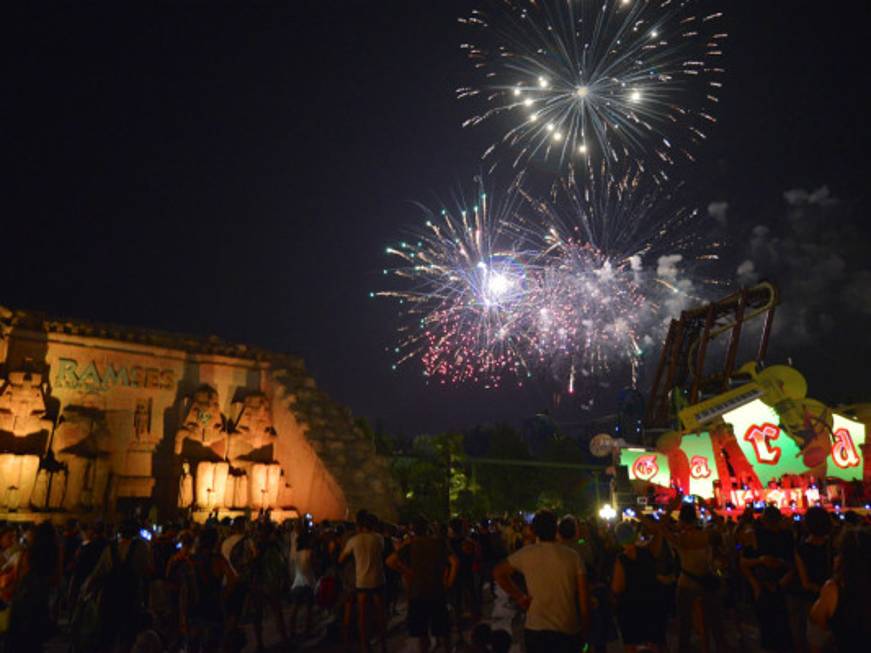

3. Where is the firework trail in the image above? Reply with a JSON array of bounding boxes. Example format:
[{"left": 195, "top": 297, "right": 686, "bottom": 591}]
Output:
[{"left": 458, "top": 0, "right": 726, "bottom": 179}]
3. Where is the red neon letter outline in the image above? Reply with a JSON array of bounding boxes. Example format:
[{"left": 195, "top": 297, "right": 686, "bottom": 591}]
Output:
[{"left": 744, "top": 423, "right": 782, "bottom": 465}]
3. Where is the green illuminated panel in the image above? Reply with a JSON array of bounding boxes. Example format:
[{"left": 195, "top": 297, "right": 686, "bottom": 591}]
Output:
[
  {"left": 680, "top": 432, "right": 720, "bottom": 499},
  {"left": 619, "top": 449, "right": 670, "bottom": 487},
  {"left": 723, "top": 400, "right": 807, "bottom": 482}
]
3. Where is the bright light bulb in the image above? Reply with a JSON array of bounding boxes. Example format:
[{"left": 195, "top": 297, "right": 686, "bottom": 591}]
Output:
[
  {"left": 546, "top": 122, "right": 555, "bottom": 131},
  {"left": 529, "top": 114, "right": 538, "bottom": 122},
  {"left": 629, "top": 90, "right": 641, "bottom": 103},
  {"left": 578, "top": 143, "right": 587, "bottom": 154},
  {"left": 599, "top": 504, "right": 617, "bottom": 520},
  {"left": 651, "top": 30, "right": 659, "bottom": 38},
  {"left": 553, "top": 131, "right": 563, "bottom": 141},
  {"left": 576, "top": 85, "right": 589, "bottom": 98},
  {"left": 513, "top": 87, "right": 521, "bottom": 96},
  {"left": 538, "top": 76, "right": 549, "bottom": 88}
]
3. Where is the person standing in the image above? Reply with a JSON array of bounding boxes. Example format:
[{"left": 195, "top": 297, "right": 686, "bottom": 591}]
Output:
[
  {"left": 7, "top": 522, "right": 60, "bottom": 653},
  {"left": 386, "top": 516, "right": 458, "bottom": 653},
  {"left": 165, "top": 530, "right": 197, "bottom": 651},
  {"left": 740, "top": 506, "right": 795, "bottom": 653},
  {"left": 85, "top": 520, "right": 154, "bottom": 653},
  {"left": 448, "top": 518, "right": 479, "bottom": 624},
  {"left": 669, "top": 503, "right": 728, "bottom": 653},
  {"left": 67, "top": 522, "right": 108, "bottom": 652},
  {"left": 250, "top": 522, "right": 290, "bottom": 651},
  {"left": 611, "top": 522, "right": 668, "bottom": 653},
  {"left": 792, "top": 506, "right": 832, "bottom": 653},
  {"left": 809, "top": 527, "right": 871, "bottom": 652},
  {"left": 493, "top": 509, "right": 589, "bottom": 653},
  {"left": 474, "top": 519, "right": 503, "bottom": 602},
  {"left": 339, "top": 510, "right": 387, "bottom": 653},
  {"left": 189, "top": 527, "right": 236, "bottom": 653},
  {"left": 289, "top": 526, "right": 317, "bottom": 639}
]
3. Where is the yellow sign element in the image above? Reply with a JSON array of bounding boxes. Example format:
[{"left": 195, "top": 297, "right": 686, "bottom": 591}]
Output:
[{"left": 678, "top": 382, "right": 763, "bottom": 432}]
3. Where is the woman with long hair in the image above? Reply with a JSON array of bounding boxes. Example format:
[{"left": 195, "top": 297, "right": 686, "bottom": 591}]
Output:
[
  {"left": 7, "top": 522, "right": 60, "bottom": 653},
  {"left": 810, "top": 527, "right": 871, "bottom": 651},
  {"left": 289, "top": 526, "right": 316, "bottom": 639}
]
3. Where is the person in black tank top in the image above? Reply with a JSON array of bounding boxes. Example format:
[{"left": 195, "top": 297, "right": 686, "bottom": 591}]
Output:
[
  {"left": 810, "top": 527, "right": 871, "bottom": 653},
  {"left": 792, "top": 507, "right": 832, "bottom": 652},
  {"left": 189, "top": 527, "right": 236, "bottom": 653},
  {"left": 611, "top": 522, "right": 667, "bottom": 652}
]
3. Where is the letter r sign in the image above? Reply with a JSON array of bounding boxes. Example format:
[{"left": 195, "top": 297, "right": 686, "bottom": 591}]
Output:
[{"left": 744, "top": 423, "right": 782, "bottom": 465}]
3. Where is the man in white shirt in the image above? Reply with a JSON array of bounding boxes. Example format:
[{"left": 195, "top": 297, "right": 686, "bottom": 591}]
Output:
[
  {"left": 494, "top": 509, "right": 589, "bottom": 653},
  {"left": 339, "top": 510, "right": 387, "bottom": 653}
]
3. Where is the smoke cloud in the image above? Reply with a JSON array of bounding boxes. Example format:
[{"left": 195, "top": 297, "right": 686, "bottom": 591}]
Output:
[{"left": 737, "top": 186, "right": 870, "bottom": 345}]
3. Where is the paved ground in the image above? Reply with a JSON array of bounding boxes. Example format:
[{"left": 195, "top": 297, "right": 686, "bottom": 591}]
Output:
[
  {"left": 44, "top": 585, "right": 767, "bottom": 652},
  {"left": 248, "top": 586, "right": 765, "bottom": 653}
]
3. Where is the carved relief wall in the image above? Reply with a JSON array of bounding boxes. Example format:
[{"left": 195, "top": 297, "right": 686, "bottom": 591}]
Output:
[{"left": 0, "top": 309, "right": 399, "bottom": 521}]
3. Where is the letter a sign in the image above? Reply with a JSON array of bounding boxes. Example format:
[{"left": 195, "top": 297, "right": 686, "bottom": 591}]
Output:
[
  {"left": 690, "top": 455, "right": 712, "bottom": 479},
  {"left": 827, "top": 415, "right": 866, "bottom": 481},
  {"left": 831, "top": 429, "right": 860, "bottom": 469},
  {"left": 632, "top": 454, "right": 659, "bottom": 482}
]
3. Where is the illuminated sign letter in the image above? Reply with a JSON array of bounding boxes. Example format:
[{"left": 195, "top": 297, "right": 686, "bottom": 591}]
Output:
[
  {"left": 55, "top": 358, "right": 79, "bottom": 389},
  {"left": 744, "top": 423, "right": 782, "bottom": 465},
  {"left": 831, "top": 428, "right": 861, "bottom": 469},
  {"left": 632, "top": 454, "right": 659, "bottom": 482},
  {"left": 101, "top": 364, "right": 130, "bottom": 388},
  {"left": 690, "top": 455, "right": 712, "bottom": 479}
]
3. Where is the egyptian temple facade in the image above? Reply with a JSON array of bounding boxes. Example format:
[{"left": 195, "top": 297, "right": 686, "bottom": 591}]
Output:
[{"left": 0, "top": 306, "right": 399, "bottom": 522}]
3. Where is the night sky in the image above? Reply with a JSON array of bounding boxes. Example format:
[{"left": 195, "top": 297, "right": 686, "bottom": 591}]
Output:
[{"left": 6, "top": 1, "right": 871, "bottom": 436}]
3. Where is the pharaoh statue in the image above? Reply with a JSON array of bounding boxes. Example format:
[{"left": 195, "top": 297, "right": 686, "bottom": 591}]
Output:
[
  {"left": 0, "top": 370, "right": 54, "bottom": 437},
  {"left": 174, "top": 385, "right": 229, "bottom": 510},
  {"left": 174, "top": 387, "right": 285, "bottom": 511},
  {"left": 0, "top": 370, "right": 54, "bottom": 510},
  {"left": 178, "top": 461, "right": 193, "bottom": 509},
  {"left": 50, "top": 403, "right": 112, "bottom": 511},
  {"left": 225, "top": 393, "right": 282, "bottom": 510}
]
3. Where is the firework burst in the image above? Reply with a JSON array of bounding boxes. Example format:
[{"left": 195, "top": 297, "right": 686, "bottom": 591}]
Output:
[
  {"left": 377, "top": 180, "right": 535, "bottom": 387},
  {"left": 379, "top": 171, "right": 721, "bottom": 391},
  {"left": 458, "top": 0, "right": 726, "bottom": 178},
  {"left": 513, "top": 165, "right": 718, "bottom": 390}
]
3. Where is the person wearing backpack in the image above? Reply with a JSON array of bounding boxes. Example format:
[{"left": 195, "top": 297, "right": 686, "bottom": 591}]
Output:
[
  {"left": 250, "top": 521, "right": 291, "bottom": 651},
  {"left": 190, "top": 527, "right": 236, "bottom": 653},
  {"left": 222, "top": 517, "right": 254, "bottom": 578},
  {"left": 386, "top": 516, "right": 458, "bottom": 653},
  {"left": 221, "top": 516, "right": 254, "bottom": 638},
  {"left": 84, "top": 519, "right": 154, "bottom": 653},
  {"left": 7, "top": 522, "right": 60, "bottom": 653},
  {"left": 165, "top": 530, "right": 197, "bottom": 651}
]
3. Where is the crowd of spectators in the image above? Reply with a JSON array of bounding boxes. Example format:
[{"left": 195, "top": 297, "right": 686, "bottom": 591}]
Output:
[{"left": 0, "top": 500, "right": 868, "bottom": 652}]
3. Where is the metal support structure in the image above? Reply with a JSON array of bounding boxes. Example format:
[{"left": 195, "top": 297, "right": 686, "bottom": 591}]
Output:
[
  {"left": 461, "top": 456, "right": 606, "bottom": 471},
  {"left": 690, "top": 304, "right": 717, "bottom": 403},
  {"left": 722, "top": 290, "right": 747, "bottom": 390},
  {"left": 645, "top": 282, "right": 779, "bottom": 429}
]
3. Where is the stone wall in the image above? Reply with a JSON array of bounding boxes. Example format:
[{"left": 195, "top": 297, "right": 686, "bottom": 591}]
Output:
[
  {"left": 269, "top": 368, "right": 398, "bottom": 520},
  {"left": 0, "top": 307, "right": 400, "bottom": 522}
]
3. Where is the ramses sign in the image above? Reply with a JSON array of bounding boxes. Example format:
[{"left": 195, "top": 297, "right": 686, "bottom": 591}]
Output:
[{"left": 54, "top": 358, "right": 175, "bottom": 392}]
